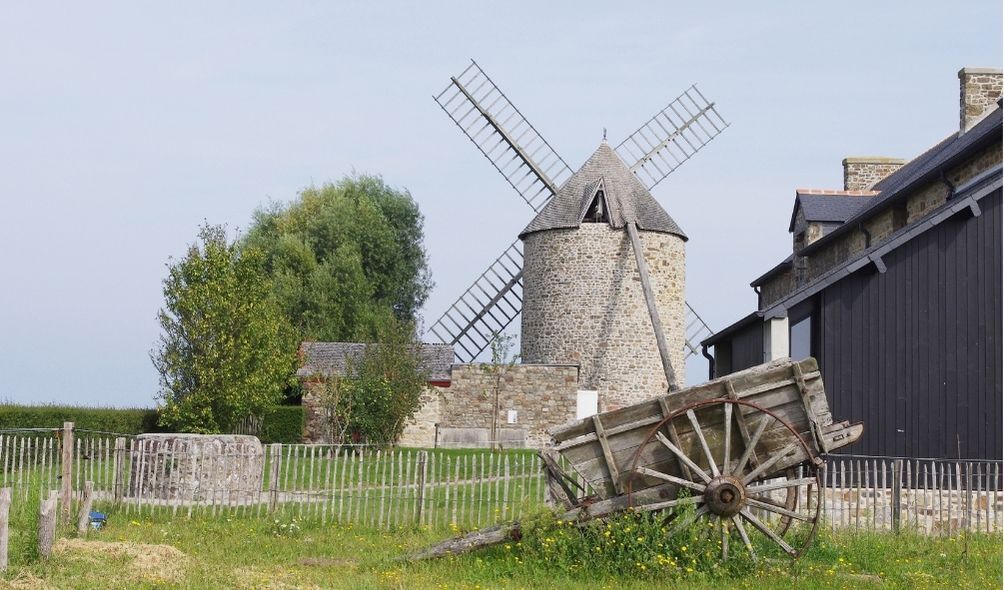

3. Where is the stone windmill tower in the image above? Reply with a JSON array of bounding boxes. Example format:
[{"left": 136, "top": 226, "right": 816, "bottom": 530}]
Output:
[
  {"left": 427, "top": 61, "right": 728, "bottom": 409},
  {"left": 519, "top": 140, "right": 687, "bottom": 410}
]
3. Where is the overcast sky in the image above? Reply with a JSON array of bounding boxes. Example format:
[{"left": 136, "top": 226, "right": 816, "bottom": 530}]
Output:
[{"left": 1, "top": 1, "right": 1001, "bottom": 407}]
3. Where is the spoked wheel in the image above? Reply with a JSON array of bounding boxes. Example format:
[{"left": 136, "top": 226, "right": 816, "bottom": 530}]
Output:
[{"left": 626, "top": 398, "right": 823, "bottom": 563}]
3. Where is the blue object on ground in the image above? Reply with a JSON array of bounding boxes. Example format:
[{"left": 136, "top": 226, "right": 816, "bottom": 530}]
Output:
[{"left": 89, "top": 511, "right": 107, "bottom": 530}]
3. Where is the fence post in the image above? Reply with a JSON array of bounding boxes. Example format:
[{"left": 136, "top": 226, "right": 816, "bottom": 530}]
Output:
[
  {"left": 76, "top": 481, "right": 94, "bottom": 536},
  {"left": 965, "top": 462, "right": 973, "bottom": 534},
  {"left": 415, "top": 451, "right": 428, "bottom": 526},
  {"left": 112, "top": 437, "right": 126, "bottom": 504},
  {"left": 60, "top": 422, "right": 74, "bottom": 523},
  {"left": 268, "top": 444, "right": 281, "bottom": 514},
  {"left": 892, "top": 459, "right": 902, "bottom": 534},
  {"left": 39, "top": 490, "right": 57, "bottom": 559},
  {"left": 0, "top": 487, "right": 10, "bottom": 572}
]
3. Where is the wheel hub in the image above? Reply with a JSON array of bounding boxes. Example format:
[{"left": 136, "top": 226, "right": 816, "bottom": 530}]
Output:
[{"left": 703, "top": 475, "right": 746, "bottom": 517}]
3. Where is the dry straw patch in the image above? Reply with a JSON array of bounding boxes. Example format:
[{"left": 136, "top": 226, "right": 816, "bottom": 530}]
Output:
[
  {"left": 0, "top": 571, "right": 55, "bottom": 590},
  {"left": 52, "top": 538, "right": 188, "bottom": 583},
  {"left": 231, "top": 566, "right": 323, "bottom": 590}
]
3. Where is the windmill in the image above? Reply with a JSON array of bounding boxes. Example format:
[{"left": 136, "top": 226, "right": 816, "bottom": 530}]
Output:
[{"left": 426, "top": 60, "right": 728, "bottom": 374}]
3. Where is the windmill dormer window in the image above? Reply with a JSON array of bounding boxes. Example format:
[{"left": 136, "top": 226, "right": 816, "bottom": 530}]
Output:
[{"left": 584, "top": 190, "right": 609, "bottom": 223}]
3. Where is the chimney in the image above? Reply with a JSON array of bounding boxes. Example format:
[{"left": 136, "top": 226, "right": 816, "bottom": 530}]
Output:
[
  {"left": 842, "top": 157, "right": 907, "bottom": 191},
  {"left": 959, "top": 67, "right": 1003, "bottom": 132}
]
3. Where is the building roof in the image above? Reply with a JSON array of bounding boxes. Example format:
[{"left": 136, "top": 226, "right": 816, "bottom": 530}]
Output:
[
  {"left": 700, "top": 312, "right": 761, "bottom": 347},
  {"left": 296, "top": 342, "right": 454, "bottom": 381},
  {"left": 800, "top": 103, "right": 1003, "bottom": 256},
  {"left": 519, "top": 141, "right": 687, "bottom": 240},
  {"left": 709, "top": 166, "right": 1002, "bottom": 348},
  {"left": 750, "top": 254, "right": 793, "bottom": 288},
  {"left": 762, "top": 165, "right": 1002, "bottom": 318},
  {"left": 788, "top": 192, "right": 877, "bottom": 233}
]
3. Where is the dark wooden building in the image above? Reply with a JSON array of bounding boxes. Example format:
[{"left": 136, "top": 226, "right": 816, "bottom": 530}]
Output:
[{"left": 703, "top": 69, "right": 1003, "bottom": 460}]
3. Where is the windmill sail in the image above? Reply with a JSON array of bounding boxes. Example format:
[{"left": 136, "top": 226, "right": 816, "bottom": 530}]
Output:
[
  {"left": 426, "top": 240, "right": 524, "bottom": 362},
  {"left": 434, "top": 60, "right": 573, "bottom": 212},
  {"left": 615, "top": 85, "right": 729, "bottom": 191},
  {"left": 684, "top": 302, "right": 714, "bottom": 359}
]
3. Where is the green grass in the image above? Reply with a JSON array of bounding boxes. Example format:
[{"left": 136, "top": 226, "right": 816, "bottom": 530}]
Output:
[{"left": 0, "top": 508, "right": 999, "bottom": 589}]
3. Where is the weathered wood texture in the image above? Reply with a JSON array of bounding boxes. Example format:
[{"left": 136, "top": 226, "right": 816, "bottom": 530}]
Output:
[
  {"left": 60, "top": 422, "right": 73, "bottom": 523},
  {"left": 76, "top": 481, "right": 94, "bottom": 536},
  {"left": 549, "top": 358, "right": 862, "bottom": 499},
  {"left": 0, "top": 488, "right": 10, "bottom": 572},
  {"left": 626, "top": 222, "right": 678, "bottom": 391},
  {"left": 38, "top": 491, "right": 57, "bottom": 559}
]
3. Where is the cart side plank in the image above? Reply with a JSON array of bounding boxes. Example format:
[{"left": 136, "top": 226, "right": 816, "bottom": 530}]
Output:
[{"left": 548, "top": 358, "right": 861, "bottom": 500}]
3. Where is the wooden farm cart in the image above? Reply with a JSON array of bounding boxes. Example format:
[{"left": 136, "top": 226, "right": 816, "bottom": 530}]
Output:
[{"left": 410, "top": 357, "right": 862, "bottom": 563}]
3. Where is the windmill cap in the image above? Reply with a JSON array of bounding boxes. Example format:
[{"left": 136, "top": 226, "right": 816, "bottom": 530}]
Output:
[{"left": 519, "top": 142, "right": 687, "bottom": 240}]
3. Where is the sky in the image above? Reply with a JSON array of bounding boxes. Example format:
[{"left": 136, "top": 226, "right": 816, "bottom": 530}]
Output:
[{"left": 1, "top": 1, "right": 1001, "bottom": 408}]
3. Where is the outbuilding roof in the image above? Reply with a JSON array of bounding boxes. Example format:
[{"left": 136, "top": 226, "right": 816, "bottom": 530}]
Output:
[
  {"left": 788, "top": 192, "right": 877, "bottom": 233},
  {"left": 518, "top": 141, "right": 687, "bottom": 240},
  {"left": 296, "top": 342, "right": 454, "bottom": 382}
]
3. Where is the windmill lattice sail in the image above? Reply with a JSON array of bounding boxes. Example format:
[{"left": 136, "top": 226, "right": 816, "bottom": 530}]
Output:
[
  {"left": 426, "top": 240, "right": 524, "bottom": 362},
  {"left": 428, "top": 62, "right": 726, "bottom": 365},
  {"left": 434, "top": 60, "right": 573, "bottom": 212},
  {"left": 615, "top": 85, "right": 729, "bottom": 190},
  {"left": 684, "top": 302, "right": 714, "bottom": 359}
]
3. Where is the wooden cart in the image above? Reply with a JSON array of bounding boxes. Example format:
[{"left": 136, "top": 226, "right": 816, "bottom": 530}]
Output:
[{"left": 411, "top": 357, "right": 862, "bottom": 562}]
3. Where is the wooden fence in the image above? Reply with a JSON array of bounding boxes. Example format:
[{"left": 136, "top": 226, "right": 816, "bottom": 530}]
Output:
[
  {"left": 821, "top": 454, "right": 1002, "bottom": 535},
  {"left": 0, "top": 425, "right": 999, "bottom": 535}
]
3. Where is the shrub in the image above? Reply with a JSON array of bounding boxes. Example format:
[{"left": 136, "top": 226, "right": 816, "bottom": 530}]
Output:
[
  {"left": 259, "top": 405, "right": 304, "bottom": 443},
  {"left": 0, "top": 405, "right": 161, "bottom": 434}
]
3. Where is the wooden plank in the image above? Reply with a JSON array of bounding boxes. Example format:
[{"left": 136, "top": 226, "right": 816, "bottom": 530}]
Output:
[
  {"left": 626, "top": 222, "right": 678, "bottom": 391},
  {"left": 550, "top": 359, "right": 805, "bottom": 442},
  {"left": 592, "top": 415, "right": 623, "bottom": 495}
]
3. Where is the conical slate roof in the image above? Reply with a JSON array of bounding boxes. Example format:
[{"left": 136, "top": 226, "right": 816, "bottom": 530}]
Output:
[{"left": 518, "top": 141, "right": 687, "bottom": 240}]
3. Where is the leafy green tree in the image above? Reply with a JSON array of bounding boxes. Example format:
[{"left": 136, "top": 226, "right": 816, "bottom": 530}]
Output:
[
  {"left": 152, "top": 224, "right": 298, "bottom": 433},
  {"left": 315, "top": 319, "right": 430, "bottom": 445},
  {"left": 245, "top": 175, "right": 433, "bottom": 343}
]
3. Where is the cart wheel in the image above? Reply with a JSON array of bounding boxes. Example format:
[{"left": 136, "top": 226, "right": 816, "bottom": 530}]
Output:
[{"left": 626, "top": 398, "right": 823, "bottom": 563}]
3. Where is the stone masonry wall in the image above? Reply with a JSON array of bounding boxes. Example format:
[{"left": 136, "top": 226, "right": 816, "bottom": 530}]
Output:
[
  {"left": 521, "top": 224, "right": 685, "bottom": 411},
  {"left": 807, "top": 143, "right": 1002, "bottom": 282},
  {"left": 435, "top": 364, "right": 579, "bottom": 449},
  {"left": 842, "top": 157, "right": 907, "bottom": 190},
  {"left": 959, "top": 67, "right": 1003, "bottom": 131},
  {"left": 397, "top": 387, "right": 441, "bottom": 447}
]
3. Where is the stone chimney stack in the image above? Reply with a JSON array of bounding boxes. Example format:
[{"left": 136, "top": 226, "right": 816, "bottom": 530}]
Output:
[
  {"left": 842, "top": 157, "right": 907, "bottom": 191},
  {"left": 959, "top": 67, "right": 1003, "bottom": 132}
]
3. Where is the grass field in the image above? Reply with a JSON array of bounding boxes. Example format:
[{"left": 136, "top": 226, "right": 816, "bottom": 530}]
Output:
[{"left": 1, "top": 509, "right": 999, "bottom": 589}]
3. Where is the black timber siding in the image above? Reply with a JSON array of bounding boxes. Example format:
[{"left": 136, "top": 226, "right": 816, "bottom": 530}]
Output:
[
  {"left": 819, "top": 189, "right": 1002, "bottom": 460},
  {"left": 726, "top": 322, "right": 763, "bottom": 377}
]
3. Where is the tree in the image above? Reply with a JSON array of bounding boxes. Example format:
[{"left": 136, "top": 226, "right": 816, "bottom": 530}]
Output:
[
  {"left": 315, "top": 319, "right": 430, "bottom": 445},
  {"left": 482, "top": 332, "right": 520, "bottom": 452},
  {"left": 244, "top": 174, "right": 433, "bottom": 343},
  {"left": 152, "top": 224, "right": 297, "bottom": 433}
]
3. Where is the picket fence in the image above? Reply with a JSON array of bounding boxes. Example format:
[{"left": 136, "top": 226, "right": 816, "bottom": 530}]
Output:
[{"left": 0, "top": 425, "right": 999, "bottom": 535}]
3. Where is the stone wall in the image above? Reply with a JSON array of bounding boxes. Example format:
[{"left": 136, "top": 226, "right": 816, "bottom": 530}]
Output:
[
  {"left": 806, "top": 143, "right": 1002, "bottom": 283},
  {"left": 959, "top": 67, "right": 1003, "bottom": 131},
  {"left": 434, "top": 364, "right": 579, "bottom": 449},
  {"left": 758, "top": 267, "right": 795, "bottom": 309},
  {"left": 521, "top": 224, "right": 685, "bottom": 410},
  {"left": 128, "top": 434, "right": 264, "bottom": 503},
  {"left": 397, "top": 386, "right": 442, "bottom": 447},
  {"left": 303, "top": 365, "right": 581, "bottom": 449},
  {"left": 842, "top": 157, "right": 906, "bottom": 190}
]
